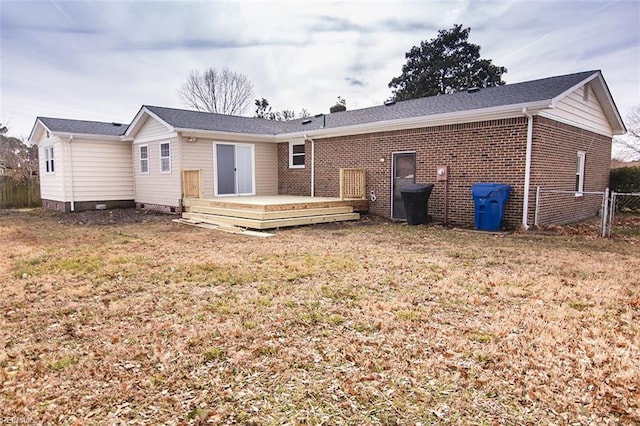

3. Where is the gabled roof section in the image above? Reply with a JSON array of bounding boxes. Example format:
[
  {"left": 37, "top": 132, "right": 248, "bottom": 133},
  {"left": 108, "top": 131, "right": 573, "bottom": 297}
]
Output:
[
  {"left": 277, "top": 71, "right": 611, "bottom": 134},
  {"left": 125, "top": 105, "right": 288, "bottom": 138},
  {"left": 29, "top": 117, "right": 127, "bottom": 142},
  {"left": 38, "top": 117, "right": 127, "bottom": 136}
]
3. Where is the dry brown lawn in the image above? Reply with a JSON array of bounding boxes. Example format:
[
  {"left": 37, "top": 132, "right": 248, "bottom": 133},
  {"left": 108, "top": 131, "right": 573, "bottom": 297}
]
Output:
[{"left": 1, "top": 209, "right": 639, "bottom": 425}]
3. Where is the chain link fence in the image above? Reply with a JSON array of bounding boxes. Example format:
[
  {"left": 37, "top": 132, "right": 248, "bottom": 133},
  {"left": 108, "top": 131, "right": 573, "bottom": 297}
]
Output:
[
  {"left": 534, "top": 187, "right": 609, "bottom": 236},
  {"left": 606, "top": 192, "right": 640, "bottom": 237}
]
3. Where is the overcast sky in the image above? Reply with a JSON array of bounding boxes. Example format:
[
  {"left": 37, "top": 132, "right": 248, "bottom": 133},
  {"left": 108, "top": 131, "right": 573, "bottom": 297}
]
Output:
[{"left": 1, "top": 0, "right": 639, "bottom": 139}]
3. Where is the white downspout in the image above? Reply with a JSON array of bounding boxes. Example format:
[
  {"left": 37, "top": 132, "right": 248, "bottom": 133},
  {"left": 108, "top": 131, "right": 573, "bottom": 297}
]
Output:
[
  {"left": 68, "top": 135, "right": 75, "bottom": 212},
  {"left": 305, "top": 134, "right": 315, "bottom": 197},
  {"left": 521, "top": 108, "right": 533, "bottom": 229}
]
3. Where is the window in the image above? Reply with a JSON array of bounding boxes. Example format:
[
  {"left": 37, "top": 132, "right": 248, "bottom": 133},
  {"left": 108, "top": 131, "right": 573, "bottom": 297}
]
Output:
[
  {"left": 289, "top": 141, "right": 305, "bottom": 168},
  {"left": 139, "top": 145, "right": 149, "bottom": 173},
  {"left": 160, "top": 142, "right": 171, "bottom": 173},
  {"left": 44, "top": 146, "right": 55, "bottom": 174},
  {"left": 576, "top": 151, "right": 586, "bottom": 195}
]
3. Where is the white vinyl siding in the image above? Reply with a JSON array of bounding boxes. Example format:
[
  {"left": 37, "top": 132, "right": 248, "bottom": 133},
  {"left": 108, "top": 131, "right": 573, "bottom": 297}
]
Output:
[
  {"left": 136, "top": 116, "right": 171, "bottom": 140},
  {"left": 181, "top": 138, "right": 277, "bottom": 198},
  {"left": 542, "top": 84, "right": 613, "bottom": 136},
  {"left": 133, "top": 139, "right": 181, "bottom": 207},
  {"left": 67, "top": 138, "right": 134, "bottom": 202},
  {"left": 139, "top": 145, "right": 149, "bottom": 174},
  {"left": 181, "top": 138, "right": 214, "bottom": 198},
  {"left": 254, "top": 142, "right": 278, "bottom": 195},
  {"left": 160, "top": 142, "right": 171, "bottom": 173},
  {"left": 39, "top": 138, "right": 65, "bottom": 201}
]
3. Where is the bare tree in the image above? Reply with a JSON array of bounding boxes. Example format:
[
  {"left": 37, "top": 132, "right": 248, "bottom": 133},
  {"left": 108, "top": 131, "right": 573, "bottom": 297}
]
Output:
[
  {"left": 0, "top": 124, "right": 38, "bottom": 181},
  {"left": 178, "top": 68, "right": 254, "bottom": 115},
  {"left": 613, "top": 105, "right": 640, "bottom": 161}
]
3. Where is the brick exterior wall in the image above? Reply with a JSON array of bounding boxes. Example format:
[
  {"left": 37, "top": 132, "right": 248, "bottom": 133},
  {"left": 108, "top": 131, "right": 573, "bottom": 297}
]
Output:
[
  {"left": 528, "top": 116, "right": 612, "bottom": 225},
  {"left": 278, "top": 142, "right": 311, "bottom": 196},
  {"left": 277, "top": 116, "right": 612, "bottom": 229},
  {"left": 279, "top": 118, "right": 529, "bottom": 228}
]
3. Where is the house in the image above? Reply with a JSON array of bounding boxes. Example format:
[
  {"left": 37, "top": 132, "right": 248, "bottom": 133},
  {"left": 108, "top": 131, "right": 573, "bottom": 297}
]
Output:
[
  {"left": 28, "top": 70, "right": 626, "bottom": 229},
  {"left": 0, "top": 161, "right": 6, "bottom": 176}
]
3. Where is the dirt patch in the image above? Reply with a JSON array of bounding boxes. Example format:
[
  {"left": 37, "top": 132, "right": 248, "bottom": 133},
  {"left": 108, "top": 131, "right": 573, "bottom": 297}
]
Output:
[{"left": 0, "top": 207, "right": 173, "bottom": 226}]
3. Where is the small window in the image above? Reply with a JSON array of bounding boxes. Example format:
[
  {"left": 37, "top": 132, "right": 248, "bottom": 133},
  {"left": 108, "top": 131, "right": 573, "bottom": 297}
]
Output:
[
  {"left": 44, "top": 146, "right": 55, "bottom": 174},
  {"left": 576, "top": 151, "right": 586, "bottom": 195},
  {"left": 289, "top": 141, "right": 305, "bottom": 168},
  {"left": 160, "top": 142, "right": 171, "bottom": 173},
  {"left": 139, "top": 145, "right": 149, "bottom": 174}
]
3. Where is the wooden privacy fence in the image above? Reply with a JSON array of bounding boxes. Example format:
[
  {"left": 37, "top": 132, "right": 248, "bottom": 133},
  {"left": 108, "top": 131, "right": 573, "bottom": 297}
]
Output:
[
  {"left": 182, "top": 169, "right": 203, "bottom": 199},
  {"left": 339, "top": 168, "right": 366, "bottom": 199},
  {"left": 0, "top": 177, "right": 41, "bottom": 208}
]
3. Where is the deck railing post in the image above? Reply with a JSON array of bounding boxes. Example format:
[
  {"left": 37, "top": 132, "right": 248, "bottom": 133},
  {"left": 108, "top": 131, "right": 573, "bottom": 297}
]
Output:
[{"left": 339, "top": 168, "right": 366, "bottom": 199}]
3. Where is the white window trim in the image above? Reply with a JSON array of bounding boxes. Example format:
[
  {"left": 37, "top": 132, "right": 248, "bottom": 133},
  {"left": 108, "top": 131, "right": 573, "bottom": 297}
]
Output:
[
  {"left": 139, "top": 144, "right": 149, "bottom": 174},
  {"left": 159, "top": 141, "right": 171, "bottom": 174},
  {"left": 576, "top": 151, "right": 586, "bottom": 197},
  {"left": 44, "top": 146, "right": 55, "bottom": 174},
  {"left": 289, "top": 140, "right": 305, "bottom": 169}
]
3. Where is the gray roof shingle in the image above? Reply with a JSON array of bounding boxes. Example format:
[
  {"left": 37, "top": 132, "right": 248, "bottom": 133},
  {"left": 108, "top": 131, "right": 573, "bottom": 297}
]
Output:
[
  {"left": 145, "top": 70, "right": 598, "bottom": 136},
  {"left": 278, "top": 70, "right": 599, "bottom": 133},
  {"left": 40, "top": 70, "right": 601, "bottom": 139},
  {"left": 144, "top": 105, "right": 287, "bottom": 135},
  {"left": 38, "top": 117, "right": 128, "bottom": 136}
]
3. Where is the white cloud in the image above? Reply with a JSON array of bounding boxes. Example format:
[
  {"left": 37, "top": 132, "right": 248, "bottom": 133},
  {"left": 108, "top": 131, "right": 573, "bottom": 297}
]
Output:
[{"left": 1, "top": 0, "right": 638, "bottom": 139}]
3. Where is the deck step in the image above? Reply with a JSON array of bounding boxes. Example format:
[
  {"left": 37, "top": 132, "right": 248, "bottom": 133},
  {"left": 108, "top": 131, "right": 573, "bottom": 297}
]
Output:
[
  {"left": 172, "top": 218, "right": 274, "bottom": 237},
  {"left": 186, "top": 205, "right": 354, "bottom": 220},
  {"left": 182, "top": 211, "right": 360, "bottom": 230},
  {"left": 183, "top": 197, "right": 368, "bottom": 212}
]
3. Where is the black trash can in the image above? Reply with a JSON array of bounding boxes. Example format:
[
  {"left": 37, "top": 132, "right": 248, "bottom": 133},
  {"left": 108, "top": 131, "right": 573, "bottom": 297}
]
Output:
[{"left": 400, "top": 183, "right": 434, "bottom": 225}]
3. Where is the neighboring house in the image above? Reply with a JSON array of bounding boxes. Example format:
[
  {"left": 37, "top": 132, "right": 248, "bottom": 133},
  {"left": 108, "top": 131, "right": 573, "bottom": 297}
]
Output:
[
  {"left": 28, "top": 70, "right": 626, "bottom": 229},
  {"left": 611, "top": 160, "right": 640, "bottom": 169}
]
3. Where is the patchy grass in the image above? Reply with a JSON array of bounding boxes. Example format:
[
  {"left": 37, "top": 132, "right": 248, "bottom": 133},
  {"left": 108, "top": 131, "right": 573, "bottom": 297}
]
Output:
[{"left": 0, "top": 209, "right": 639, "bottom": 424}]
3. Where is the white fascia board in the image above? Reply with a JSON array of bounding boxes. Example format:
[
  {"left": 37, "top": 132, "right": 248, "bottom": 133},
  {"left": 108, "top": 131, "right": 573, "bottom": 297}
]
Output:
[
  {"left": 275, "top": 101, "right": 551, "bottom": 141},
  {"left": 589, "top": 75, "right": 626, "bottom": 134},
  {"left": 549, "top": 72, "right": 599, "bottom": 108},
  {"left": 176, "top": 128, "right": 276, "bottom": 143},
  {"left": 123, "top": 107, "right": 175, "bottom": 139},
  {"left": 549, "top": 71, "right": 625, "bottom": 134},
  {"left": 28, "top": 119, "right": 49, "bottom": 144},
  {"left": 52, "top": 132, "right": 123, "bottom": 141},
  {"left": 132, "top": 132, "right": 180, "bottom": 144}
]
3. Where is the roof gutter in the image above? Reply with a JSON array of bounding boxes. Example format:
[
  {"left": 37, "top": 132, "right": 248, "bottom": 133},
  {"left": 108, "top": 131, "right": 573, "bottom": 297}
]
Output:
[{"left": 521, "top": 107, "right": 534, "bottom": 230}]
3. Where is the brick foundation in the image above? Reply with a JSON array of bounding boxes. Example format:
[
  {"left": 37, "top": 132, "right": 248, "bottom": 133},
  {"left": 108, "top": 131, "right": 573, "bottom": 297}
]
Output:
[
  {"left": 42, "top": 199, "right": 135, "bottom": 212},
  {"left": 136, "top": 202, "right": 181, "bottom": 214}
]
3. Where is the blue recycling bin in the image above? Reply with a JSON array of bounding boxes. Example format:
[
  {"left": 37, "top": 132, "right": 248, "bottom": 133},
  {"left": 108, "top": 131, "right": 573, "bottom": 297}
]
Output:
[{"left": 471, "top": 183, "right": 511, "bottom": 231}]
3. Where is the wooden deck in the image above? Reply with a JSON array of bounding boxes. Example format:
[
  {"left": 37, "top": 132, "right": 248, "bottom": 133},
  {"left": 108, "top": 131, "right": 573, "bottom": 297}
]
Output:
[{"left": 181, "top": 196, "right": 368, "bottom": 230}]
